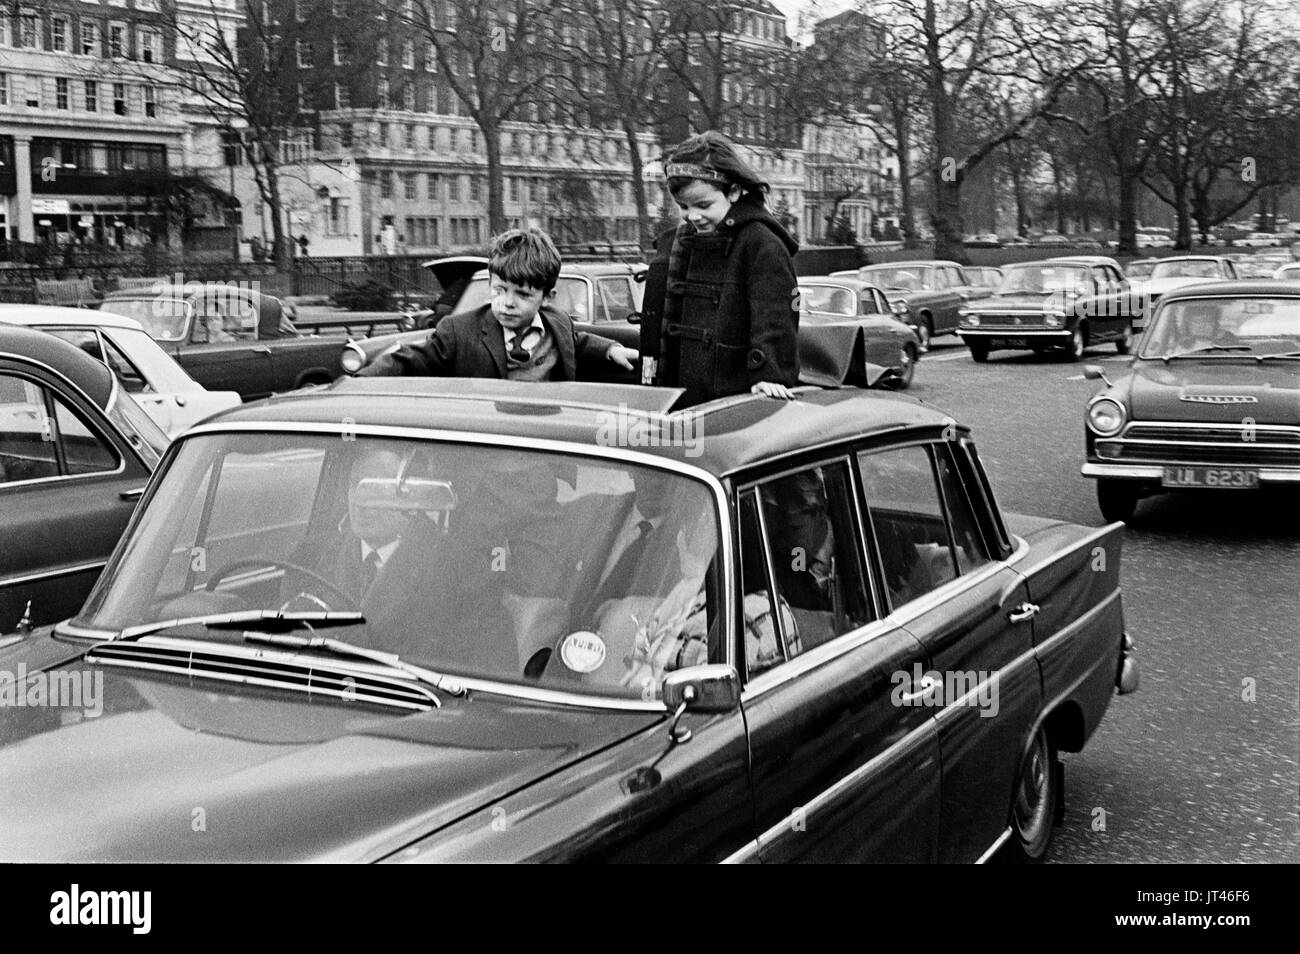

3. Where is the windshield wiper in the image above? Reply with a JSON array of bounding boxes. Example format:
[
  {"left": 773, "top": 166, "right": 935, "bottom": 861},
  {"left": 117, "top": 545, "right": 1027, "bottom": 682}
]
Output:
[
  {"left": 1162, "top": 345, "right": 1253, "bottom": 361},
  {"left": 242, "top": 631, "right": 465, "bottom": 698},
  {"left": 115, "top": 609, "right": 364, "bottom": 643},
  {"left": 1257, "top": 350, "right": 1300, "bottom": 361}
]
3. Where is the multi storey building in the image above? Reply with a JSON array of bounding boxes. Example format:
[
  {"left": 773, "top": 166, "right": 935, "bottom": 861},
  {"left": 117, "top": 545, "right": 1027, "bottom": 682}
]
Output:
[{"left": 0, "top": 0, "right": 187, "bottom": 248}]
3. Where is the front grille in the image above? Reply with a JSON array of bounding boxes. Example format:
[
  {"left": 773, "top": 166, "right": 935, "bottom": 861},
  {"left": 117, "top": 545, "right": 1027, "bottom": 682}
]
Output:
[
  {"left": 1100, "top": 422, "right": 1300, "bottom": 467},
  {"left": 976, "top": 313, "right": 1048, "bottom": 329},
  {"left": 85, "top": 640, "right": 440, "bottom": 710}
]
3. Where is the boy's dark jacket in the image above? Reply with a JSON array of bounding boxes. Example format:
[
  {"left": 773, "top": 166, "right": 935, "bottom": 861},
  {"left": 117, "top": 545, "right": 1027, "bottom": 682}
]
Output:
[
  {"left": 642, "top": 194, "right": 800, "bottom": 405},
  {"left": 357, "top": 303, "right": 616, "bottom": 379}
]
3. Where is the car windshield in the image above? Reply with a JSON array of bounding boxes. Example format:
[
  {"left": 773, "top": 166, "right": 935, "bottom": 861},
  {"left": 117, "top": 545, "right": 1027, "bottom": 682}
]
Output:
[
  {"left": 861, "top": 266, "right": 932, "bottom": 291},
  {"left": 74, "top": 433, "right": 723, "bottom": 701},
  {"left": 99, "top": 297, "right": 190, "bottom": 341},
  {"left": 1127, "top": 261, "right": 1158, "bottom": 278},
  {"left": 1150, "top": 260, "right": 1222, "bottom": 280},
  {"left": 799, "top": 284, "right": 857, "bottom": 317},
  {"left": 458, "top": 275, "right": 592, "bottom": 322},
  {"left": 997, "top": 264, "right": 1090, "bottom": 295},
  {"left": 1140, "top": 297, "right": 1300, "bottom": 358}
]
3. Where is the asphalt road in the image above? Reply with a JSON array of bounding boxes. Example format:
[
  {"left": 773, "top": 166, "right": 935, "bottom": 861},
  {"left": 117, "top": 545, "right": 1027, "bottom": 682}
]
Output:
[{"left": 910, "top": 334, "right": 1300, "bottom": 863}]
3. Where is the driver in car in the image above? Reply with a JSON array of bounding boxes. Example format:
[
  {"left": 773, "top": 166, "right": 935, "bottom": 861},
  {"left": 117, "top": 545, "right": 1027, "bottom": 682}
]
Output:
[{"left": 1178, "top": 303, "right": 1227, "bottom": 351}]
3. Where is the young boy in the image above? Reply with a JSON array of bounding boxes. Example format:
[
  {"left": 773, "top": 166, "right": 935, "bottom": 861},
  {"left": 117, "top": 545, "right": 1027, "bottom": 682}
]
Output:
[{"left": 358, "top": 227, "right": 637, "bottom": 380}]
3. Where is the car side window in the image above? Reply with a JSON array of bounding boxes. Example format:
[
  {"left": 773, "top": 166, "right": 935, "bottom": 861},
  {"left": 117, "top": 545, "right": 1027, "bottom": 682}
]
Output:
[
  {"left": 0, "top": 373, "right": 59, "bottom": 483},
  {"left": 747, "top": 462, "right": 873, "bottom": 665},
  {"left": 947, "top": 267, "right": 968, "bottom": 287},
  {"left": 100, "top": 335, "right": 152, "bottom": 393},
  {"left": 931, "top": 445, "right": 992, "bottom": 575},
  {"left": 45, "top": 329, "right": 104, "bottom": 363},
  {"left": 53, "top": 395, "right": 120, "bottom": 475},
  {"left": 597, "top": 278, "right": 636, "bottom": 323},
  {"left": 858, "top": 444, "right": 962, "bottom": 609}
]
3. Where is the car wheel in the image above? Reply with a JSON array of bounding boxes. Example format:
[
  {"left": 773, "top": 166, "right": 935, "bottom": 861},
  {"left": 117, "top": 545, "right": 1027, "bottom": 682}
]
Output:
[
  {"left": 968, "top": 341, "right": 990, "bottom": 363},
  {"left": 895, "top": 344, "right": 917, "bottom": 389},
  {"left": 1097, "top": 479, "right": 1139, "bottom": 522},
  {"left": 1006, "top": 726, "right": 1059, "bottom": 863},
  {"left": 915, "top": 315, "right": 933, "bottom": 353},
  {"left": 1065, "top": 325, "right": 1087, "bottom": 361},
  {"left": 1115, "top": 323, "right": 1133, "bottom": 354}
]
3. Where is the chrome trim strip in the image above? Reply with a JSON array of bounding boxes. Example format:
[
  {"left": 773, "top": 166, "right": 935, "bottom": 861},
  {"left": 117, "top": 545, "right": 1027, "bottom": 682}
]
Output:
[
  {"left": 749, "top": 716, "right": 940, "bottom": 856},
  {"left": 0, "top": 560, "right": 106, "bottom": 589},
  {"left": 1110, "top": 437, "right": 1300, "bottom": 450},
  {"left": 975, "top": 827, "right": 1013, "bottom": 864},
  {"left": 1122, "top": 421, "right": 1300, "bottom": 436},
  {"left": 719, "top": 838, "right": 762, "bottom": 864},
  {"left": 1082, "top": 462, "right": 1300, "bottom": 481},
  {"left": 1034, "top": 588, "right": 1121, "bottom": 662},
  {"left": 956, "top": 330, "right": 1069, "bottom": 338},
  {"left": 742, "top": 618, "right": 896, "bottom": 699}
]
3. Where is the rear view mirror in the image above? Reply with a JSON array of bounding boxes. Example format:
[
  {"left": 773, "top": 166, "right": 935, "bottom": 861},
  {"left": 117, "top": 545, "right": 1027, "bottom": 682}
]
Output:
[
  {"left": 1082, "top": 364, "right": 1105, "bottom": 380},
  {"left": 351, "top": 477, "right": 457, "bottom": 513}
]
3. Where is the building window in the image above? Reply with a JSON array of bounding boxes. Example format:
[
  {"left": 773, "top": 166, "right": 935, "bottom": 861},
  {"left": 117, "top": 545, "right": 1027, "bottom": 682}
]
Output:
[
  {"left": 0, "top": 15, "right": 8, "bottom": 47},
  {"left": 222, "top": 129, "right": 244, "bottom": 166},
  {"left": 339, "top": 123, "right": 353, "bottom": 147},
  {"left": 509, "top": 177, "right": 519, "bottom": 203},
  {"left": 296, "top": 39, "right": 313, "bottom": 68},
  {"left": 448, "top": 175, "right": 460, "bottom": 201},
  {"left": 24, "top": 74, "right": 40, "bottom": 108},
  {"left": 0, "top": 74, "right": 8, "bottom": 108},
  {"left": 335, "top": 83, "right": 350, "bottom": 109},
  {"left": 377, "top": 77, "right": 389, "bottom": 109},
  {"left": 113, "top": 83, "right": 127, "bottom": 114},
  {"left": 377, "top": 38, "right": 388, "bottom": 66},
  {"left": 52, "top": 16, "right": 69, "bottom": 52},
  {"left": 402, "top": 83, "right": 414, "bottom": 110},
  {"left": 424, "top": 44, "right": 436, "bottom": 72},
  {"left": 144, "top": 85, "right": 157, "bottom": 117},
  {"left": 20, "top": 14, "right": 40, "bottom": 49},
  {"left": 403, "top": 172, "right": 418, "bottom": 200},
  {"left": 469, "top": 175, "right": 481, "bottom": 201},
  {"left": 426, "top": 173, "right": 439, "bottom": 200},
  {"left": 402, "top": 38, "right": 414, "bottom": 69},
  {"left": 329, "top": 198, "right": 350, "bottom": 235},
  {"left": 56, "top": 78, "right": 70, "bottom": 110},
  {"left": 333, "top": 36, "right": 344, "bottom": 66},
  {"left": 403, "top": 124, "right": 416, "bottom": 149},
  {"left": 108, "top": 23, "right": 126, "bottom": 58},
  {"left": 139, "top": 28, "right": 160, "bottom": 64}
]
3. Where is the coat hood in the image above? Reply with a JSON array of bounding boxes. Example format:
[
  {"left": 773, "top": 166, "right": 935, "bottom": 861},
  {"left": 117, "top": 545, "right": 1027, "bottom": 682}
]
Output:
[{"left": 659, "top": 195, "right": 800, "bottom": 258}]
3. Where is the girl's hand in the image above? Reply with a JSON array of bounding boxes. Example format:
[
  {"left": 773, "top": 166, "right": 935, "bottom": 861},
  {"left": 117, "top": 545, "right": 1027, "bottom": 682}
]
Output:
[
  {"left": 751, "top": 381, "right": 796, "bottom": 400},
  {"left": 607, "top": 345, "right": 639, "bottom": 370}
]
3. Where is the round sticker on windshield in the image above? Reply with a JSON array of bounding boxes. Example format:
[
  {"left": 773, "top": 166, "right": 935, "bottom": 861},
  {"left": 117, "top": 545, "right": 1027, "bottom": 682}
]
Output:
[{"left": 560, "top": 631, "right": 607, "bottom": 674}]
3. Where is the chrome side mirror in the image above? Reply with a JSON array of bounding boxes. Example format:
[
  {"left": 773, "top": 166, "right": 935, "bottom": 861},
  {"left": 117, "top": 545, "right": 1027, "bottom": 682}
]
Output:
[{"left": 661, "top": 664, "right": 740, "bottom": 714}]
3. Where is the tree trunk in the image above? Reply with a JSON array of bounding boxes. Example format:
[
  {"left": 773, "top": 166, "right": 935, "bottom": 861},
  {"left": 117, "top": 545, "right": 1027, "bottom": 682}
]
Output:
[
  {"left": 622, "top": 118, "right": 651, "bottom": 248},
  {"left": 263, "top": 161, "right": 292, "bottom": 270},
  {"left": 932, "top": 177, "right": 969, "bottom": 264},
  {"left": 1116, "top": 168, "right": 1138, "bottom": 256},
  {"left": 895, "top": 113, "right": 917, "bottom": 249},
  {"left": 1172, "top": 178, "right": 1192, "bottom": 250},
  {"left": 482, "top": 119, "right": 505, "bottom": 236}
]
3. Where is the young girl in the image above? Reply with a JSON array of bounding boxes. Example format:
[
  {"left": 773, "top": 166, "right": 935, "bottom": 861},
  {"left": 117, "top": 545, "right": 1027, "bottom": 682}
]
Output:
[{"left": 642, "top": 130, "right": 800, "bottom": 406}]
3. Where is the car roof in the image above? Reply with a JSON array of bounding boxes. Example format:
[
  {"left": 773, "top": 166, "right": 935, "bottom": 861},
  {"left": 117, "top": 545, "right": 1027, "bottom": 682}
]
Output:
[
  {"left": 859, "top": 260, "right": 958, "bottom": 268},
  {"left": 200, "top": 379, "right": 956, "bottom": 478},
  {"left": 1150, "top": 255, "right": 1228, "bottom": 263},
  {"left": 103, "top": 283, "right": 271, "bottom": 302},
  {"left": 798, "top": 275, "right": 881, "bottom": 292},
  {"left": 0, "top": 323, "right": 114, "bottom": 407},
  {"left": 0, "top": 303, "right": 146, "bottom": 332},
  {"left": 1158, "top": 279, "right": 1300, "bottom": 301},
  {"left": 1043, "top": 256, "right": 1121, "bottom": 267}
]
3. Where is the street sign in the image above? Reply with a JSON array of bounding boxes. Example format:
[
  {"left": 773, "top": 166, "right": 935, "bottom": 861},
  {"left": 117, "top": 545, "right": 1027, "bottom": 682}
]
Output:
[{"left": 32, "top": 199, "right": 71, "bottom": 215}]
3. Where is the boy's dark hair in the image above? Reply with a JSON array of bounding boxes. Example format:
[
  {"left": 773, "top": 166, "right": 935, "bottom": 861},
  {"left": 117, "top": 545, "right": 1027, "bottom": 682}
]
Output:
[
  {"left": 664, "top": 130, "right": 769, "bottom": 206},
  {"left": 488, "top": 227, "right": 562, "bottom": 293}
]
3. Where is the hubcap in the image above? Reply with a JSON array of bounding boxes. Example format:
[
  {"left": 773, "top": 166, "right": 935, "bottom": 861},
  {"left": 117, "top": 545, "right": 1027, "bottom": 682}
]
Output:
[{"left": 1014, "top": 735, "right": 1050, "bottom": 837}]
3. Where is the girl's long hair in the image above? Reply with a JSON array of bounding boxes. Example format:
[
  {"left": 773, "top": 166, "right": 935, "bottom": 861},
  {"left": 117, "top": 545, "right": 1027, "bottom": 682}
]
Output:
[{"left": 665, "top": 130, "right": 769, "bottom": 207}]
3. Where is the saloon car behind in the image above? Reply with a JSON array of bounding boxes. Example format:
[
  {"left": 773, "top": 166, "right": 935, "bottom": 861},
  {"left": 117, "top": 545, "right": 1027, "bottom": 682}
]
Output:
[
  {"left": 795, "top": 276, "right": 922, "bottom": 388},
  {"left": 1, "top": 325, "right": 167, "bottom": 636},
  {"left": 1081, "top": 281, "right": 1300, "bottom": 521},
  {"left": 0, "top": 378, "right": 1136, "bottom": 862}
]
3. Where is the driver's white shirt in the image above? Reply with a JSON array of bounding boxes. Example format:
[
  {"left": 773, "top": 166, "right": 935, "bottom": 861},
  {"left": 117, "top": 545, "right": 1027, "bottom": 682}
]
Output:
[{"left": 360, "top": 539, "right": 400, "bottom": 572}]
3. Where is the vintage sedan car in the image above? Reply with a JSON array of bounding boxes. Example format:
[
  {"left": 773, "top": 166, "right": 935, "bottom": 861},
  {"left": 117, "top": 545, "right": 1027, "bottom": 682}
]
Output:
[
  {"left": 1130, "top": 256, "right": 1240, "bottom": 320},
  {"left": 962, "top": 266, "right": 1004, "bottom": 296},
  {"left": 1235, "top": 232, "right": 1283, "bottom": 248},
  {"left": 1273, "top": 263, "right": 1300, "bottom": 280},
  {"left": 0, "top": 325, "right": 167, "bottom": 636},
  {"left": 832, "top": 260, "right": 992, "bottom": 351},
  {"left": 1124, "top": 258, "right": 1161, "bottom": 280},
  {"left": 1081, "top": 281, "right": 1300, "bottom": 521},
  {"left": 956, "top": 257, "right": 1138, "bottom": 362},
  {"left": 796, "top": 276, "right": 922, "bottom": 388},
  {"left": 99, "top": 284, "right": 343, "bottom": 401},
  {"left": 0, "top": 305, "right": 240, "bottom": 438},
  {"left": 0, "top": 377, "right": 1136, "bottom": 862}
]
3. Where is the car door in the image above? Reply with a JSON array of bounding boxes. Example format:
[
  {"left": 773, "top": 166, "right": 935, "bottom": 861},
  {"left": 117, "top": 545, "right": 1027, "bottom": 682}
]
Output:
[
  {"left": 737, "top": 457, "right": 940, "bottom": 863},
  {"left": 856, "top": 440, "right": 1041, "bottom": 863},
  {"left": 40, "top": 326, "right": 181, "bottom": 436},
  {"left": 857, "top": 295, "right": 908, "bottom": 368},
  {"left": 0, "top": 365, "right": 148, "bottom": 634},
  {"left": 931, "top": 267, "right": 965, "bottom": 334}
]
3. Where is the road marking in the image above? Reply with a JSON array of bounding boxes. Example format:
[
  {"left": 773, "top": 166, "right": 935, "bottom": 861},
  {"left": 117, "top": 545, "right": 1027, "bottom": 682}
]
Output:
[{"left": 924, "top": 351, "right": 972, "bottom": 362}]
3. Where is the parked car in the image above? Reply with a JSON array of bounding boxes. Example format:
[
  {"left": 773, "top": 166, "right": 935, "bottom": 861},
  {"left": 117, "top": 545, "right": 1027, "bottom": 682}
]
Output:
[
  {"left": 962, "top": 266, "right": 1004, "bottom": 296},
  {"left": 1129, "top": 256, "right": 1240, "bottom": 315},
  {"left": 956, "top": 257, "right": 1137, "bottom": 361},
  {"left": 0, "top": 377, "right": 1137, "bottom": 861},
  {"left": 963, "top": 233, "right": 1002, "bottom": 248},
  {"left": 0, "top": 325, "right": 168, "bottom": 636},
  {"left": 795, "top": 276, "right": 922, "bottom": 388},
  {"left": 833, "top": 260, "right": 993, "bottom": 351},
  {"left": 98, "top": 284, "right": 343, "bottom": 400},
  {"left": 1235, "top": 232, "right": 1282, "bottom": 248},
  {"left": 0, "top": 305, "right": 240, "bottom": 438},
  {"left": 1081, "top": 281, "right": 1300, "bottom": 521},
  {"left": 1036, "top": 232, "right": 1072, "bottom": 246},
  {"left": 1124, "top": 258, "right": 1161, "bottom": 279},
  {"left": 1136, "top": 228, "right": 1175, "bottom": 248},
  {"left": 1273, "top": 263, "right": 1300, "bottom": 280}
]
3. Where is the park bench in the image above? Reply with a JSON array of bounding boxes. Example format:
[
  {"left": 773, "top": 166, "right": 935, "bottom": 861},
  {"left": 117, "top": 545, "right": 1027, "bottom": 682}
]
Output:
[{"left": 33, "top": 277, "right": 102, "bottom": 307}]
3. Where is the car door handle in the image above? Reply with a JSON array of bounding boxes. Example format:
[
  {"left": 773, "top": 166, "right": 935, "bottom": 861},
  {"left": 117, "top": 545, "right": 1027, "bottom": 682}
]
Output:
[
  {"left": 120, "top": 486, "right": 146, "bottom": 501},
  {"left": 252, "top": 346, "right": 272, "bottom": 354},
  {"left": 1008, "top": 602, "right": 1040, "bottom": 624},
  {"left": 899, "top": 674, "right": 940, "bottom": 703}
]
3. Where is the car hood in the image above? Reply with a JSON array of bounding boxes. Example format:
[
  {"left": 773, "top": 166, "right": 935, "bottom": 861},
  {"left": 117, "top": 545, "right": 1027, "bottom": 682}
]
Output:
[
  {"left": 965, "top": 293, "right": 1055, "bottom": 311},
  {"left": 1119, "top": 359, "right": 1300, "bottom": 424},
  {"left": 0, "top": 656, "right": 659, "bottom": 862},
  {"left": 1137, "top": 276, "right": 1222, "bottom": 296}
]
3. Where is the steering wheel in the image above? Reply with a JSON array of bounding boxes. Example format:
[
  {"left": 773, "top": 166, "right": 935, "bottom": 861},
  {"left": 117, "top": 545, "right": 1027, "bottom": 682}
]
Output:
[{"left": 204, "top": 557, "right": 359, "bottom": 612}]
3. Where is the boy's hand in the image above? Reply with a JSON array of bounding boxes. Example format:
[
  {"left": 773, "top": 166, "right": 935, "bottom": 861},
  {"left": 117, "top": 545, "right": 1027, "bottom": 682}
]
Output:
[
  {"left": 607, "top": 345, "right": 639, "bottom": 370},
  {"left": 751, "top": 381, "right": 796, "bottom": 400}
]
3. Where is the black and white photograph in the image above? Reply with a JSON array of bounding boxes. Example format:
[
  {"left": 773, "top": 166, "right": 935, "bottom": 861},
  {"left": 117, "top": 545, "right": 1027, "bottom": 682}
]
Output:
[{"left": 0, "top": 0, "right": 1296, "bottom": 891}]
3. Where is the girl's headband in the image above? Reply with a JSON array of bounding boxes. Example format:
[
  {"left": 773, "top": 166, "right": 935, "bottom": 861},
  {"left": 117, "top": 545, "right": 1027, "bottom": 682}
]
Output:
[{"left": 665, "top": 161, "right": 732, "bottom": 187}]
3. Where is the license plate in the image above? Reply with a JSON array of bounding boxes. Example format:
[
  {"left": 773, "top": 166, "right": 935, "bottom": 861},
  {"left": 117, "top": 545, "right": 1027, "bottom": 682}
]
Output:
[
  {"left": 1161, "top": 466, "right": 1259, "bottom": 489},
  {"left": 1003, "top": 338, "right": 1030, "bottom": 348}
]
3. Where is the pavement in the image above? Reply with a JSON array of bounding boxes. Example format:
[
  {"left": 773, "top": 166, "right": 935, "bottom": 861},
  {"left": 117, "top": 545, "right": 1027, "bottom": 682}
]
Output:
[{"left": 914, "top": 334, "right": 1300, "bottom": 863}]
